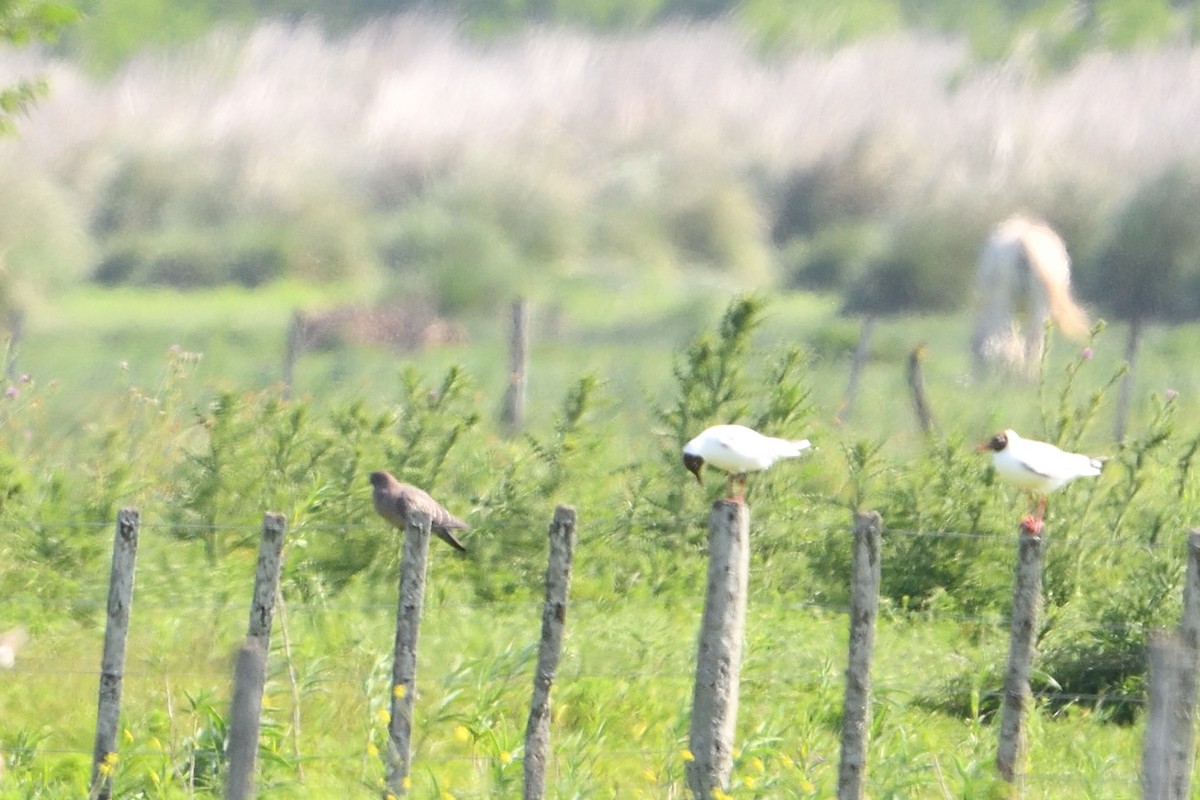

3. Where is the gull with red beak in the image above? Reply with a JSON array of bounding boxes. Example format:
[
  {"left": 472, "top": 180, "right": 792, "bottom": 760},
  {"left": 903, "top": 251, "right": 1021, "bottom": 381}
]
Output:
[
  {"left": 683, "top": 424, "right": 812, "bottom": 501},
  {"left": 978, "top": 429, "right": 1104, "bottom": 535}
]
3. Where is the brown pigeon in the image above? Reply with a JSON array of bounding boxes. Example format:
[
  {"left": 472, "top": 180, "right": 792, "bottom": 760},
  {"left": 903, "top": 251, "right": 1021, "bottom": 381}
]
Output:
[{"left": 369, "top": 470, "right": 468, "bottom": 552}]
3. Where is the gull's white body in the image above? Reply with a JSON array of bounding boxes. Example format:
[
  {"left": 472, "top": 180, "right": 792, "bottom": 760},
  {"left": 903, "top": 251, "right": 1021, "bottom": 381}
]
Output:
[
  {"left": 684, "top": 424, "right": 811, "bottom": 475},
  {"left": 988, "top": 429, "right": 1103, "bottom": 493}
]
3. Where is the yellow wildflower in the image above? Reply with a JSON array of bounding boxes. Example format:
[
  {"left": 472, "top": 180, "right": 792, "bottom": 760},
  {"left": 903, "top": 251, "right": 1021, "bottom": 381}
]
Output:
[
  {"left": 499, "top": 751, "right": 513, "bottom": 765},
  {"left": 393, "top": 684, "right": 407, "bottom": 699},
  {"left": 749, "top": 756, "right": 764, "bottom": 773},
  {"left": 453, "top": 725, "right": 471, "bottom": 742},
  {"left": 681, "top": 749, "right": 695, "bottom": 762}
]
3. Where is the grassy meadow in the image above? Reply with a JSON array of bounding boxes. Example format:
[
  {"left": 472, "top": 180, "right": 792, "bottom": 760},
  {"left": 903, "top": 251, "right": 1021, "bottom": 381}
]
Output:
[
  {"left": 2, "top": 13, "right": 1200, "bottom": 799},
  {"left": 0, "top": 285, "right": 1198, "bottom": 798}
]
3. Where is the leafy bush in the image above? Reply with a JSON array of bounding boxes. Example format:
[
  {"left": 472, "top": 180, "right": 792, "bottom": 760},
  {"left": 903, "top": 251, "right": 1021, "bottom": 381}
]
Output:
[
  {"left": 843, "top": 208, "right": 989, "bottom": 316},
  {"left": 1083, "top": 164, "right": 1200, "bottom": 325}
]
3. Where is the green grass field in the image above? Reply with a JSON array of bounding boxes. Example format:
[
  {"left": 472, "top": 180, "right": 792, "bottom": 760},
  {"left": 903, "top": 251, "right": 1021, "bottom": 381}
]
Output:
[{"left": 1, "top": 284, "right": 1198, "bottom": 798}]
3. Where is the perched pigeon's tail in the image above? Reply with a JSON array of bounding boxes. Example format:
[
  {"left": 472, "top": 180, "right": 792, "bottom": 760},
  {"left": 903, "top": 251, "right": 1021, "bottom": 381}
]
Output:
[{"left": 1089, "top": 456, "right": 1107, "bottom": 474}]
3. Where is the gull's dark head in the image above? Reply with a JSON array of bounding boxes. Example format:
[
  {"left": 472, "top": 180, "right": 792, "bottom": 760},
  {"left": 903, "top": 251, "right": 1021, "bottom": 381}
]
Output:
[
  {"left": 978, "top": 431, "right": 1009, "bottom": 453},
  {"left": 682, "top": 453, "right": 705, "bottom": 484}
]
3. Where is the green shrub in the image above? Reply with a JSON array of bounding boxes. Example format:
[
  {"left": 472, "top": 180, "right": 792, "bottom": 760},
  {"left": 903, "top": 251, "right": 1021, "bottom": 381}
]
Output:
[{"left": 843, "top": 208, "right": 989, "bottom": 316}]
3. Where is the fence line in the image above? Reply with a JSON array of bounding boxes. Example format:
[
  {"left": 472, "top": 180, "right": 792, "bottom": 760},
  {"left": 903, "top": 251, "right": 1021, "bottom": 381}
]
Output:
[
  {"left": 0, "top": 596, "right": 1168, "bottom": 646},
  {"left": 3, "top": 508, "right": 1197, "bottom": 798},
  {"left": 0, "top": 741, "right": 1149, "bottom": 785},
  {"left": 2, "top": 516, "right": 1194, "bottom": 549},
  {"left": 0, "top": 660, "right": 1157, "bottom": 708}
]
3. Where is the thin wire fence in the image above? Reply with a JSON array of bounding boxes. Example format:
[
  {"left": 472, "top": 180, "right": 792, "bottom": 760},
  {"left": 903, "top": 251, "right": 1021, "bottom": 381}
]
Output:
[{"left": 0, "top": 517, "right": 1184, "bottom": 797}]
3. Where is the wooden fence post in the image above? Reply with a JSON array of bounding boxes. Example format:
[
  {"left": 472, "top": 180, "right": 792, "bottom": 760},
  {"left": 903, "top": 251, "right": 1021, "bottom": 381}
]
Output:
[
  {"left": 246, "top": 513, "right": 287, "bottom": 651},
  {"left": 281, "top": 311, "right": 305, "bottom": 401},
  {"left": 384, "top": 509, "right": 432, "bottom": 797},
  {"left": 839, "top": 315, "right": 875, "bottom": 422},
  {"left": 907, "top": 343, "right": 936, "bottom": 435},
  {"left": 90, "top": 508, "right": 140, "bottom": 800},
  {"left": 225, "top": 639, "right": 268, "bottom": 800},
  {"left": 501, "top": 297, "right": 529, "bottom": 435},
  {"left": 1177, "top": 529, "right": 1200, "bottom": 656},
  {"left": 996, "top": 529, "right": 1044, "bottom": 784},
  {"left": 523, "top": 505, "right": 578, "bottom": 800},
  {"left": 837, "top": 511, "right": 882, "bottom": 800},
  {"left": 223, "top": 513, "right": 287, "bottom": 798},
  {"left": 686, "top": 501, "right": 750, "bottom": 800},
  {"left": 1141, "top": 529, "right": 1200, "bottom": 800},
  {"left": 1142, "top": 632, "right": 1194, "bottom": 800}
]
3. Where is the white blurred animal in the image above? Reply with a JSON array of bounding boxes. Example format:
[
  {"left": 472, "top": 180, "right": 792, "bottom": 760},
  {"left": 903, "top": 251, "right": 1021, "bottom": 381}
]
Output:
[{"left": 971, "top": 216, "right": 1090, "bottom": 378}]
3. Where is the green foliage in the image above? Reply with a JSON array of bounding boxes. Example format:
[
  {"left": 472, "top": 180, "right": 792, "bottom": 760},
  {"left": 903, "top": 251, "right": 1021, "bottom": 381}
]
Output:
[
  {"left": 843, "top": 209, "right": 987, "bottom": 316},
  {"left": 1085, "top": 164, "right": 1200, "bottom": 324},
  {"left": 738, "top": 0, "right": 905, "bottom": 50},
  {"left": 664, "top": 175, "right": 773, "bottom": 284},
  {"left": 91, "top": 156, "right": 377, "bottom": 289},
  {"left": 0, "top": 172, "right": 93, "bottom": 318},
  {"left": 0, "top": 0, "right": 77, "bottom": 131},
  {"left": 3, "top": 293, "right": 1200, "bottom": 796}
]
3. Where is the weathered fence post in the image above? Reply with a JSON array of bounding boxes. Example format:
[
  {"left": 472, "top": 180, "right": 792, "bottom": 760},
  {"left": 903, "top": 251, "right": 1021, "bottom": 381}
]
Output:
[
  {"left": 90, "top": 508, "right": 140, "bottom": 800},
  {"left": 907, "top": 343, "right": 936, "bottom": 435},
  {"left": 224, "top": 513, "right": 287, "bottom": 798},
  {"left": 281, "top": 311, "right": 306, "bottom": 400},
  {"left": 523, "top": 505, "right": 578, "bottom": 800},
  {"left": 1142, "top": 632, "right": 1194, "bottom": 800},
  {"left": 1177, "top": 529, "right": 1200, "bottom": 662},
  {"left": 839, "top": 315, "right": 875, "bottom": 422},
  {"left": 501, "top": 297, "right": 529, "bottom": 435},
  {"left": 1141, "top": 529, "right": 1200, "bottom": 800},
  {"left": 686, "top": 501, "right": 750, "bottom": 800},
  {"left": 246, "top": 513, "right": 287, "bottom": 651},
  {"left": 384, "top": 509, "right": 432, "bottom": 797},
  {"left": 837, "top": 511, "right": 882, "bottom": 800},
  {"left": 996, "top": 529, "right": 1044, "bottom": 784},
  {"left": 225, "top": 638, "right": 268, "bottom": 800}
]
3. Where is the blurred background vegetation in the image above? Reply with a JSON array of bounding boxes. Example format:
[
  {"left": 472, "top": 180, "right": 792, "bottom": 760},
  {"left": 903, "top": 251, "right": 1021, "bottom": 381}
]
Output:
[{"left": 0, "top": 0, "right": 1198, "bottom": 335}]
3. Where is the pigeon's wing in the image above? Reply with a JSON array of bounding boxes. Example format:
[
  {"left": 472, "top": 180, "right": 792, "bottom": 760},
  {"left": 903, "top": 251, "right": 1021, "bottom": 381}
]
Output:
[{"left": 402, "top": 485, "right": 469, "bottom": 531}]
